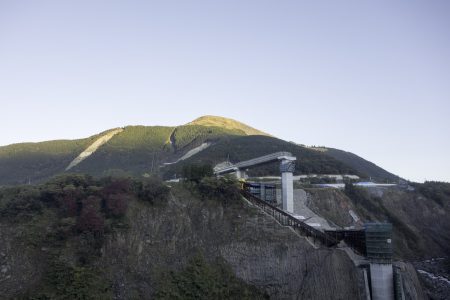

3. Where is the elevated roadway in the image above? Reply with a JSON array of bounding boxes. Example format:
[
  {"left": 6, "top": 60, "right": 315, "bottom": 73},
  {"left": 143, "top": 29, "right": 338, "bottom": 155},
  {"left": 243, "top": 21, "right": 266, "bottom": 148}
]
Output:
[{"left": 214, "top": 152, "right": 296, "bottom": 213}]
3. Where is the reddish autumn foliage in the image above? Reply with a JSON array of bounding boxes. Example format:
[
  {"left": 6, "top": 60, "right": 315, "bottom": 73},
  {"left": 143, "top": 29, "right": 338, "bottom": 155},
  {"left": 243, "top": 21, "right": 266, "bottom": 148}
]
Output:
[
  {"left": 56, "top": 187, "right": 84, "bottom": 217},
  {"left": 105, "top": 193, "right": 129, "bottom": 217},
  {"left": 62, "top": 193, "right": 78, "bottom": 217},
  {"left": 76, "top": 196, "right": 104, "bottom": 233},
  {"left": 101, "top": 178, "right": 131, "bottom": 197}
]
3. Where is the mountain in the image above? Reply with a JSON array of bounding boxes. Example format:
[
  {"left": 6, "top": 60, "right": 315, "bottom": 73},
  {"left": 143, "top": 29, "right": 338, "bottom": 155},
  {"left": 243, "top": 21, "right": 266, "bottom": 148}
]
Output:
[
  {"left": 0, "top": 130, "right": 114, "bottom": 186},
  {"left": 162, "top": 135, "right": 360, "bottom": 179},
  {"left": 1, "top": 117, "right": 448, "bottom": 299},
  {"left": 0, "top": 116, "right": 398, "bottom": 185},
  {"left": 310, "top": 147, "right": 400, "bottom": 182}
]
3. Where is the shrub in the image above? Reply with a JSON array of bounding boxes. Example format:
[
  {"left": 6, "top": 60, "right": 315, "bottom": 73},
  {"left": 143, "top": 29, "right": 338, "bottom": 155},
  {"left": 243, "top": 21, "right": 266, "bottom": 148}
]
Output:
[
  {"left": 101, "top": 177, "right": 132, "bottom": 196},
  {"left": 57, "top": 185, "right": 84, "bottom": 217},
  {"left": 76, "top": 196, "right": 104, "bottom": 234},
  {"left": 101, "top": 178, "right": 132, "bottom": 217},
  {"left": 197, "top": 177, "right": 241, "bottom": 205},
  {"left": 155, "top": 255, "right": 268, "bottom": 300},
  {"left": 182, "top": 164, "right": 213, "bottom": 183},
  {"left": 415, "top": 181, "right": 450, "bottom": 206},
  {"left": 47, "top": 174, "right": 95, "bottom": 189},
  {"left": 0, "top": 186, "right": 43, "bottom": 219},
  {"left": 104, "top": 193, "right": 129, "bottom": 217},
  {"left": 136, "top": 177, "right": 170, "bottom": 204},
  {"left": 34, "top": 260, "right": 111, "bottom": 299}
]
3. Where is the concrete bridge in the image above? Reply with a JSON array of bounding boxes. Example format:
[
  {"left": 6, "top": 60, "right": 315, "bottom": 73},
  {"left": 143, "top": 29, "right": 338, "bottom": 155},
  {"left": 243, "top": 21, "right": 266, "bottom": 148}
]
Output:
[{"left": 214, "top": 152, "right": 296, "bottom": 213}]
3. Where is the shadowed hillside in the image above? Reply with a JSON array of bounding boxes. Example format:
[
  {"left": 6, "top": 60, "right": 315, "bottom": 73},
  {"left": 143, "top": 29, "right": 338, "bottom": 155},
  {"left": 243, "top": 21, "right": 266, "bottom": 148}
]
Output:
[
  {"left": 162, "top": 135, "right": 362, "bottom": 179},
  {"left": 314, "top": 147, "right": 400, "bottom": 182},
  {"left": 0, "top": 130, "right": 118, "bottom": 185}
]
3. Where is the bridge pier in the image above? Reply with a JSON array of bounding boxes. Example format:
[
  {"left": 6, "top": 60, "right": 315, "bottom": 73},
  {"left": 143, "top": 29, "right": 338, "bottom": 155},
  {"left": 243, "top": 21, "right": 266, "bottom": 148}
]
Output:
[
  {"left": 280, "top": 159, "right": 295, "bottom": 213},
  {"left": 370, "top": 263, "right": 394, "bottom": 300},
  {"left": 213, "top": 152, "right": 296, "bottom": 214},
  {"left": 365, "top": 223, "right": 394, "bottom": 300},
  {"left": 235, "top": 169, "right": 247, "bottom": 179}
]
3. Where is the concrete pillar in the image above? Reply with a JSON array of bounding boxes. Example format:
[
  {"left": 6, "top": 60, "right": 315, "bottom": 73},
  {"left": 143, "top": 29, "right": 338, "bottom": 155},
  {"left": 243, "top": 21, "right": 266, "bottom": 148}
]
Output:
[
  {"left": 280, "top": 160, "right": 295, "bottom": 213},
  {"left": 235, "top": 169, "right": 247, "bottom": 179},
  {"left": 260, "top": 184, "right": 266, "bottom": 201},
  {"left": 363, "top": 268, "right": 372, "bottom": 300},
  {"left": 370, "top": 263, "right": 394, "bottom": 300}
]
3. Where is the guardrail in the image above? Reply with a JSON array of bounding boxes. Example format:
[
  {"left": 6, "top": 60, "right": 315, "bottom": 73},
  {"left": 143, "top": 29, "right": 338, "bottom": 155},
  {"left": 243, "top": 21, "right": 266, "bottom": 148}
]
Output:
[
  {"left": 241, "top": 190, "right": 338, "bottom": 247},
  {"left": 215, "top": 151, "right": 295, "bottom": 174}
]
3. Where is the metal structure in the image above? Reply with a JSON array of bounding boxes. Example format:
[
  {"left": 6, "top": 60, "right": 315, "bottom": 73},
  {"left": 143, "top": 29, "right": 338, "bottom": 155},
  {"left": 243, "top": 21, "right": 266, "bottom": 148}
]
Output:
[
  {"left": 241, "top": 187, "right": 398, "bottom": 299},
  {"left": 241, "top": 189, "right": 338, "bottom": 247},
  {"left": 215, "top": 152, "right": 296, "bottom": 213},
  {"left": 364, "top": 223, "right": 394, "bottom": 300},
  {"left": 325, "top": 229, "right": 366, "bottom": 255},
  {"left": 365, "top": 223, "right": 393, "bottom": 263},
  {"left": 245, "top": 182, "right": 277, "bottom": 204},
  {"left": 214, "top": 152, "right": 296, "bottom": 175}
]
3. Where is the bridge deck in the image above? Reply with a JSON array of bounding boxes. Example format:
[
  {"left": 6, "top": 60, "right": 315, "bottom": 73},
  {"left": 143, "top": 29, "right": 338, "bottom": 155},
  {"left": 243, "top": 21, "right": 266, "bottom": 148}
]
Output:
[{"left": 215, "top": 151, "right": 296, "bottom": 174}]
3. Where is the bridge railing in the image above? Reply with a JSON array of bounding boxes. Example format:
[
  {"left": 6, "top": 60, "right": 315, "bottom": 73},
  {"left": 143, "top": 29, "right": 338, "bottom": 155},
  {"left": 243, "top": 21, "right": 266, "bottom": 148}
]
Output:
[
  {"left": 215, "top": 151, "right": 294, "bottom": 174},
  {"left": 233, "top": 151, "right": 293, "bottom": 169},
  {"left": 240, "top": 190, "right": 338, "bottom": 247}
]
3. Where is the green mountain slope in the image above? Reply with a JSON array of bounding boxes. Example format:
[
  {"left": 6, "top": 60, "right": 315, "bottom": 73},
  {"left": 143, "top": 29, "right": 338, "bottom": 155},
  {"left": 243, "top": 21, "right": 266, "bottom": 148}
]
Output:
[
  {"left": 70, "top": 126, "right": 175, "bottom": 177},
  {"left": 162, "top": 135, "right": 362, "bottom": 179},
  {"left": 170, "top": 124, "right": 246, "bottom": 151},
  {"left": 71, "top": 125, "right": 249, "bottom": 177},
  {"left": 0, "top": 116, "right": 399, "bottom": 185},
  {"left": 188, "top": 115, "right": 269, "bottom": 136},
  {"left": 0, "top": 122, "right": 250, "bottom": 184},
  {"left": 0, "top": 131, "right": 114, "bottom": 185}
]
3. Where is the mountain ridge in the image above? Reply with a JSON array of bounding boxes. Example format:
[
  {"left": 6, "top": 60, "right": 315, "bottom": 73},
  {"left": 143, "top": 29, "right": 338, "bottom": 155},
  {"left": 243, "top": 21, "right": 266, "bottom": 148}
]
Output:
[{"left": 0, "top": 115, "right": 398, "bottom": 185}]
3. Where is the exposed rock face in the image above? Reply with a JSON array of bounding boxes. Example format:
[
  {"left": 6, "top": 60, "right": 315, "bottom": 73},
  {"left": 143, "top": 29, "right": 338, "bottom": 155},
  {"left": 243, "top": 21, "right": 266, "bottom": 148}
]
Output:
[
  {"left": 301, "top": 186, "right": 449, "bottom": 299},
  {"left": 0, "top": 221, "right": 48, "bottom": 297},
  {"left": 394, "top": 262, "right": 427, "bottom": 300},
  {"left": 100, "top": 188, "right": 362, "bottom": 299},
  {"left": 0, "top": 185, "right": 428, "bottom": 299},
  {"left": 413, "top": 258, "right": 450, "bottom": 300},
  {"left": 303, "top": 186, "right": 450, "bottom": 260},
  {"left": 304, "top": 188, "right": 358, "bottom": 228}
]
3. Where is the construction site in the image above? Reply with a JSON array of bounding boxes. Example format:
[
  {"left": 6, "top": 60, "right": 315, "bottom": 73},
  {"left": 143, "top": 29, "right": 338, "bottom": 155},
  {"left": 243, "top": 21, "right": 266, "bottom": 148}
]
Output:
[{"left": 215, "top": 152, "right": 406, "bottom": 300}]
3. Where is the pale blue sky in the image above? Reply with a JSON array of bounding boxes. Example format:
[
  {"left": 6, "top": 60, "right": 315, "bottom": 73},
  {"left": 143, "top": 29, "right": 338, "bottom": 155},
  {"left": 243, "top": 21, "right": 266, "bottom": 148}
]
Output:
[{"left": 1, "top": 1, "right": 449, "bottom": 182}]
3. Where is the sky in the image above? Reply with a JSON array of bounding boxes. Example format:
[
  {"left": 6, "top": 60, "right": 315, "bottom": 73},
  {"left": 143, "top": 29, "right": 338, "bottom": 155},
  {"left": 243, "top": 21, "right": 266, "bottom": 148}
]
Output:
[{"left": 0, "top": 0, "right": 449, "bottom": 183}]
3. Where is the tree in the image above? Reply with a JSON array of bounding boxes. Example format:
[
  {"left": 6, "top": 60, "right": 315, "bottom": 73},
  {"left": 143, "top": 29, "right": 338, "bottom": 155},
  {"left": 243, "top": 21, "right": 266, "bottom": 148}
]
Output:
[
  {"left": 76, "top": 196, "right": 104, "bottom": 234},
  {"left": 182, "top": 164, "right": 213, "bottom": 183}
]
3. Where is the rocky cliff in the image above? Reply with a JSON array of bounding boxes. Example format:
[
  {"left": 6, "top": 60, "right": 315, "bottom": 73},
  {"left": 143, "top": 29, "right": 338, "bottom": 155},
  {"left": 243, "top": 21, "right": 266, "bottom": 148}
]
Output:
[
  {"left": 302, "top": 185, "right": 450, "bottom": 299},
  {"left": 99, "top": 185, "right": 364, "bottom": 299},
  {"left": 0, "top": 177, "right": 432, "bottom": 299},
  {"left": 0, "top": 179, "right": 364, "bottom": 299}
]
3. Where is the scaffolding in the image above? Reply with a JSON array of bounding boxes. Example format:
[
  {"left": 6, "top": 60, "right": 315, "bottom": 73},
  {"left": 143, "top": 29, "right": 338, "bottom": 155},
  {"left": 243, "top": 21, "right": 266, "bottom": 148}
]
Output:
[
  {"left": 325, "top": 229, "right": 366, "bottom": 255},
  {"left": 245, "top": 182, "right": 277, "bottom": 204},
  {"left": 365, "top": 223, "right": 393, "bottom": 263}
]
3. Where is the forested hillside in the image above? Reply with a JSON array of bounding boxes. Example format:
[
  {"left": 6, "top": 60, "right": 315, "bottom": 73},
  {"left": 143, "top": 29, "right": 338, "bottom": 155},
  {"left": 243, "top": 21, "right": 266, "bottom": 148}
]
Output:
[
  {"left": 0, "top": 130, "right": 116, "bottom": 185},
  {"left": 317, "top": 147, "right": 400, "bottom": 182},
  {"left": 0, "top": 116, "right": 400, "bottom": 185},
  {"left": 162, "top": 135, "right": 362, "bottom": 179}
]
